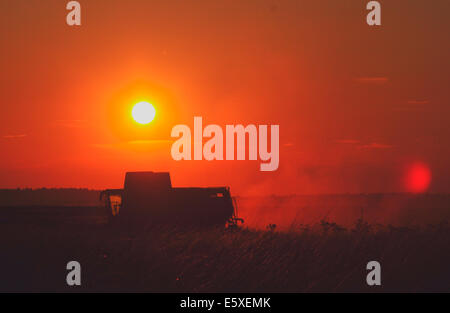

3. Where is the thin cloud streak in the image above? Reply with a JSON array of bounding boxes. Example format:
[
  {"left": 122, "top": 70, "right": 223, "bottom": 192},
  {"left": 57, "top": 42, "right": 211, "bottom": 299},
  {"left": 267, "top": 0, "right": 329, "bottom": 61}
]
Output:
[
  {"left": 407, "top": 100, "right": 430, "bottom": 105},
  {"left": 359, "top": 143, "right": 393, "bottom": 149},
  {"left": 2, "top": 134, "right": 27, "bottom": 139},
  {"left": 92, "top": 140, "right": 173, "bottom": 149},
  {"left": 335, "top": 139, "right": 360, "bottom": 144},
  {"left": 53, "top": 120, "right": 88, "bottom": 128},
  {"left": 354, "top": 77, "right": 389, "bottom": 84}
]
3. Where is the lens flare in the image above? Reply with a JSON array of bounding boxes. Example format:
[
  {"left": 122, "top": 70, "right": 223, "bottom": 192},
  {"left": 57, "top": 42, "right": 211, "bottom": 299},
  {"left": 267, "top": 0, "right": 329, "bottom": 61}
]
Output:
[
  {"left": 405, "top": 162, "right": 431, "bottom": 193},
  {"left": 131, "top": 101, "right": 156, "bottom": 124}
]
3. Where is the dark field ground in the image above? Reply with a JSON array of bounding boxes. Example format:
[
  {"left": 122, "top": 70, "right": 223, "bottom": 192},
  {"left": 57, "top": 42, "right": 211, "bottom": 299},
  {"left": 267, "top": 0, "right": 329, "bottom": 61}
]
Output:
[{"left": 1, "top": 203, "right": 450, "bottom": 292}]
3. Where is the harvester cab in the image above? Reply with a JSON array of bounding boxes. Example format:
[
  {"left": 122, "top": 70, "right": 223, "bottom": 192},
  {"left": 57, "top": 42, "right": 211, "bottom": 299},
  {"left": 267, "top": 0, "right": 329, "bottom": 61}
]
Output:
[{"left": 100, "top": 172, "right": 244, "bottom": 227}]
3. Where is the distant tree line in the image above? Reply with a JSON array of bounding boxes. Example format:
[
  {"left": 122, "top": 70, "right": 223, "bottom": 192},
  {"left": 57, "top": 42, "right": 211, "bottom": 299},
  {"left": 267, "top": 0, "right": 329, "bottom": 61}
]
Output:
[{"left": 0, "top": 188, "right": 101, "bottom": 207}]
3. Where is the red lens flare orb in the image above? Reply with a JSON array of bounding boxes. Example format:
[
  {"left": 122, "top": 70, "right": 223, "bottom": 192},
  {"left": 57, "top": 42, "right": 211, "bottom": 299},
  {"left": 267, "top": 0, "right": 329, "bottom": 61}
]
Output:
[{"left": 405, "top": 162, "right": 432, "bottom": 193}]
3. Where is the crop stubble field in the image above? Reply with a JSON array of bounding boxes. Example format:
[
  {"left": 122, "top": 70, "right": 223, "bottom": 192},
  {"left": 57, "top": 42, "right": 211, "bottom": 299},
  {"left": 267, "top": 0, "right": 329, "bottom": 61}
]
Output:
[{"left": 0, "top": 193, "right": 449, "bottom": 292}]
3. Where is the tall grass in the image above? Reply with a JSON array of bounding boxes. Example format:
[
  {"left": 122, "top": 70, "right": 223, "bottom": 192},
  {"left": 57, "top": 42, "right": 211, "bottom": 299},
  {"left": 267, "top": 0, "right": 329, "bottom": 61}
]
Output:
[{"left": 1, "top": 219, "right": 449, "bottom": 292}]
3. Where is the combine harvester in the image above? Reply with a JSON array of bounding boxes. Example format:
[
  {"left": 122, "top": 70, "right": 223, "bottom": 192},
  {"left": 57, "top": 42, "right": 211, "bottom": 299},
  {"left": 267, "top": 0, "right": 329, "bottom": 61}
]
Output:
[{"left": 100, "top": 172, "right": 243, "bottom": 227}]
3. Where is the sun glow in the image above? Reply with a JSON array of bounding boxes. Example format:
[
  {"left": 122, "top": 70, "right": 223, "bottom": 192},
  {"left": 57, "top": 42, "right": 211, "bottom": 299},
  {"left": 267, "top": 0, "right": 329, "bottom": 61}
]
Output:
[
  {"left": 131, "top": 101, "right": 156, "bottom": 124},
  {"left": 405, "top": 162, "right": 432, "bottom": 193}
]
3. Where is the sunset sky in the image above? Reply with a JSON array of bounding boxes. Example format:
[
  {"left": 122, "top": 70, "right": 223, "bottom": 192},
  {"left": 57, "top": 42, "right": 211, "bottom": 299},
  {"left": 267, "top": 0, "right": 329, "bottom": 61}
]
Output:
[{"left": 0, "top": 0, "right": 449, "bottom": 195}]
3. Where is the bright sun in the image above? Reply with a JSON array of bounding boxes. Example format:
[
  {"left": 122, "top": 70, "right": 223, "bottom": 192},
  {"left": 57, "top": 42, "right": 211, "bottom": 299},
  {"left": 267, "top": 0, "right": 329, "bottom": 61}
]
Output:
[{"left": 131, "top": 101, "right": 156, "bottom": 124}]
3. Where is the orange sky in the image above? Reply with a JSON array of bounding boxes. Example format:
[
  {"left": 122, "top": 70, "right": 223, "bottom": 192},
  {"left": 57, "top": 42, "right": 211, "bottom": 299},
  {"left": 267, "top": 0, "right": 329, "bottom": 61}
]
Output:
[{"left": 0, "top": 0, "right": 449, "bottom": 195}]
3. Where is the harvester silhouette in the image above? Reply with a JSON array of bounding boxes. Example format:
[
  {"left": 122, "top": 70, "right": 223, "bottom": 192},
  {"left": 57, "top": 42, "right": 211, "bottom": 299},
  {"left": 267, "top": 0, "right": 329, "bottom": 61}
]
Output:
[{"left": 100, "top": 172, "right": 244, "bottom": 227}]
